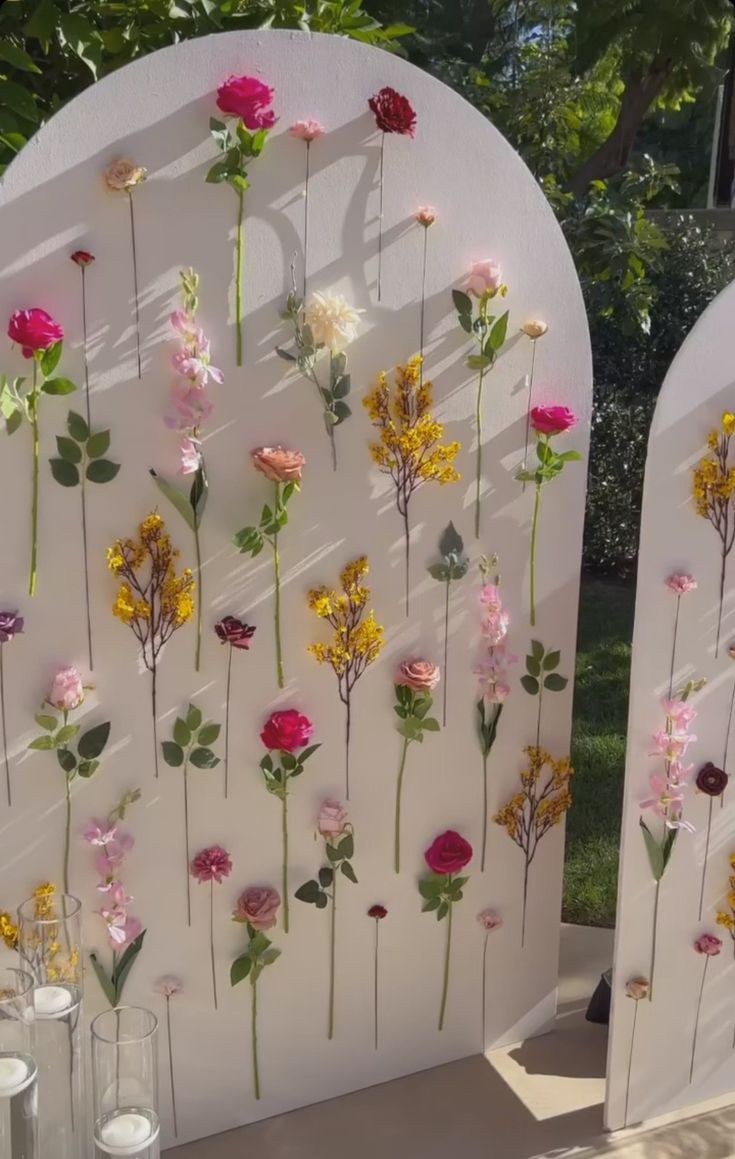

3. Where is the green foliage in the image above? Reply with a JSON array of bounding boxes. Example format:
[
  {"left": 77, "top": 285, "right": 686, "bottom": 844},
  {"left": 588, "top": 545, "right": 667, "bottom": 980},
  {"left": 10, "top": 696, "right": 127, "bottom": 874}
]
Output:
[
  {"left": 151, "top": 465, "right": 207, "bottom": 532},
  {"left": 520, "top": 641, "right": 568, "bottom": 697},
  {"left": 259, "top": 741, "right": 319, "bottom": 800},
  {"left": 296, "top": 831, "right": 358, "bottom": 907},
  {"left": 233, "top": 478, "right": 298, "bottom": 559},
  {"left": 29, "top": 710, "right": 110, "bottom": 785},
  {"left": 427, "top": 521, "right": 469, "bottom": 584},
  {"left": 90, "top": 930, "right": 146, "bottom": 1007},
  {"left": 50, "top": 409, "right": 119, "bottom": 488},
  {"left": 231, "top": 923, "right": 281, "bottom": 988},
  {"left": 393, "top": 682, "right": 440, "bottom": 743},
  {"left": 162, "top": 703, "right": 221, "bottom": 770},
  {"left": 419, "top": 870, "right": 468, "bottom": 922}
]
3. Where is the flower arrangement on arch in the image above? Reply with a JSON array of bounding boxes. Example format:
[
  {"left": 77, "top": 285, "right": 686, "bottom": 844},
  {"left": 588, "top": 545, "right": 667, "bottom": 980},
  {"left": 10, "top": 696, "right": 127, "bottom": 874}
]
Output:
[
  {"left": 85, "top": 790, "right": 146, "bottom": 1008},
  {"left": 494, "top": 747, "right": 573, "bottom": 947},
  {"left": 419, "top": 830, "right": 473, "bottom": 1031},
  {"left": 107, "top": 512, "right": 195, "bottom": 778},
  {"left": 0, "top": 611, "right": 23, "bottom": 807},
  {"left": 214, "top": 616, "right": 256, "bottom": 797},
  {"left": 29, "top": 665, "right": 111, "bottom": 894},
  {"left": 152, "top": 268, "right": 222, "bottom": 672},
  {"left": 296, "top": 802, "right": 357, "bottom": 1039},
  {"left": 231, "top": 887, "right": 282, "bottom": 1099},
  {"left": 393, "top": 660, "right": 441, "bottom": 873},
  {"left": 103, "top": 159, "right": 147, "bottom": 376},
  {"left": 692, "top": 413, "right": 735, "bottom": 655},
  {"left": 259, "top": 709, "right": 319, "bottom": 933},
  {"left": 1, "top": 308, "right": 76, "bottom": 595},
  {"left": 307, "top": 557, "right": 384, "bottom": 798},
  {"left": 207, "top": 75, "right": 275, "bottom": 366},
  {"left": 233, "top": 447, "right": 304, "bottom": 689},
  {"left": 427, "top": 522, "right": 469, "bottom": 726},
  {"left": 363, "top": 355, "right": 460, "bottom": 615},
  {"left": 277, "top": 283, "right": 362, "bottom": 471},
  {"left": 516, "top": 405, "right": 580, "bottom": 626},
  {"left": 368, "top": 86, "right": 416, "bottom": 300},
  {"left": 162, "top": 703, "right": 221, "bottom": 926},
  {"left": 191, "top": 845, "right": 232, "bottom": 1009}
]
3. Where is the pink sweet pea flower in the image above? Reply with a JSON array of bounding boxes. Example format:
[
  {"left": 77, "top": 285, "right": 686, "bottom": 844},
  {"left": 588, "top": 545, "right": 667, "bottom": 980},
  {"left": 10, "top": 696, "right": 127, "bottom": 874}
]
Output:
[
  {"left": 661, "top": 698, "right": 696, "bottom": 729},
  {"left": 83, "top": 819, "right": 119, "bottom": 846},
  {"left": 178, "top": 436, "right": 202, "bottom": 476},
  {"left": 166, "top": 381, "right": 215, "bottom": 431},
  {"left": 650, "top": 729, "right": 696, "bottom": 762}
]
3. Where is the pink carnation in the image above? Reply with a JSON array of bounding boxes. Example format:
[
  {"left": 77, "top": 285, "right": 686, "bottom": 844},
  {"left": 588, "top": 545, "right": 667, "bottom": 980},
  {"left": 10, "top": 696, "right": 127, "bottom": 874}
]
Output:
[
  {"left": 190, "top": 845, "right": 233, "bottom": 884},
  {"left": 289, "top": 119, "right": 325, "bottom": 142},
  {"left": 665, "top": 573, "right": 697, "bottom": 596}
]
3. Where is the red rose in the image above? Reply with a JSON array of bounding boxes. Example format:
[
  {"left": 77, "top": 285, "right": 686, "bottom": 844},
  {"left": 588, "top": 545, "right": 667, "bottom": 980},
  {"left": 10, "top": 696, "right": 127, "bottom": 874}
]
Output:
[
  {"left": 71, "top": 250, "right": 95, "bottom": 267},
  {"left": 260, "top": 709, "right": 313, "bottom": 753},
  {"left": 216, "top": 75, "right": 276, "bottom": 130},
  {"left": 369, "top": 87, "right": 416, "bottom": 137},
  {"left": 8, "top": 309, "right": 64, "bottom": 359},
  {"left": 368, "top": 904, "right": 387, "bottom": 920},
  {"left": 530, "top": 405, "right": 577, "bottom": 436},
  {"left": 424, "top": 830, "right": 473, "bottom": 876},
  {"left": 696, "top": 762, "right": 728, "bottom": 797},
  {"left": 214, "top": 616, "right": 256, "bottom": 650}
]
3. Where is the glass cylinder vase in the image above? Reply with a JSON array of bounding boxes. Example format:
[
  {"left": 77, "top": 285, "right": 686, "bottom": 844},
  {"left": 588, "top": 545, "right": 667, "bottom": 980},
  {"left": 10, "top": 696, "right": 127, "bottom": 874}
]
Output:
[
  {"left": 91, "top": 1008, "right": 160, "bottom": 1158},
  {"left": 16, "top": 892, "right": 84, "bottom": 1159},
  {"left": 0, "top": 967, "right": 38, "bottom": 1159}
]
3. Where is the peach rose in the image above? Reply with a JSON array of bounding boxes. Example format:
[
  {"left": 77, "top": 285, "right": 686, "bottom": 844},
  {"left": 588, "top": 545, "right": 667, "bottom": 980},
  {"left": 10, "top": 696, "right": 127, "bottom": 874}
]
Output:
[
  {"left": 104, "top": 158, "right": 147, "bottom": 192},
  {"left": 397, "top": 659, "right": 440, "bottom": 692},
  {"left": 521, "top": 320, "right": 548, "bottom": 340},
  {"left": 251, "top": 446, "right": 305, "bottom": 483}
]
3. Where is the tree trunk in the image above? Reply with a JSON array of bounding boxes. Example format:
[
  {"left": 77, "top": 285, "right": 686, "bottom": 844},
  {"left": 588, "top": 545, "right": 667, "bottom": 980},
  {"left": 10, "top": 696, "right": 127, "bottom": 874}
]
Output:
[{"left": 567, "top": 56, "right": 674, "bottom": 196}]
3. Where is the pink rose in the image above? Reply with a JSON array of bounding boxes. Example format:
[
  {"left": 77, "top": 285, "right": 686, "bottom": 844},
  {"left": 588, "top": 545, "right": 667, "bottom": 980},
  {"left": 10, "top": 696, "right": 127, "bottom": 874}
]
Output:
[
  {"left": 8, "top": 309, "right": 64, "bottom": 359},
  {"left": 694, "top": 933, "right": 722, "bottom": 957},
  {"left": 477, "top": 909, "right": 502, "bottom": 931},
  {"left": 415, "top": 206, "right": 437, "bottom": 227},
  {"left": 216, "top": 75, "right": 276, "bottom": 130},
  {"left": 424, "top": 830, "right": 473, "bottom": 876},
  {"left": 397, "top": 659, "right": 440, "bottom": 692},
  {"left": 260, "top": 709, "right": 313, "bottom": 753},
  {"left": 317, "top": 799, "right": 348, "bottom": 839},
  {"left": 665, "top": 573, "right": 697, "bottom": 596},
  {"left": 252, "top": 446, "right": 305, "bottom": 484},
  {"left": 289, "top": 119, "right": 325, "bottom": 142},
  {"left": 48, "top": 666, "right": 84, "bottom": 712},
  {"left": 465, "top": 260, "right": 503, "bottom": 299},
  {"left": 530, "top": 405, "right": 577, "bottom": 436},
  {"left": 233, "top": 885, "right": 280, "bottom": 931}
]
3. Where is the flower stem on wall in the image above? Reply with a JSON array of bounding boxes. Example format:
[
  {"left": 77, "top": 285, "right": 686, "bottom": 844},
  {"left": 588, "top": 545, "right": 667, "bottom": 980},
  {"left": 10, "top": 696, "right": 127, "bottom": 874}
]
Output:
[
  {"left": 282, "top": 793, "right": 289, "bottom": 934},
  {"left": 0, "top": 646, "right": 10, "bottom": 808},
  {"left": 210, "top": 880, "right": 218, "bottom": 1010},
  {"left": 127, "top": 191, "right": 142, "bottom": 379},
  {"left": 224, "top": 645, "right": 233, "bottom": 798},
  {"left": 272, "top": 483, "right": 285, "bottom": 689},
  {"left": 328, "top": 873, "right": 337, "bottom": 1040},
  {"left": 236, "top": 190, "right": 244, "bottom": 367},
  {"left": 529, "top": 482, "right": 542, "bottom": 627},
  {"left": 251, "top": 978, "right": 260, "bottom": 1099},
  {"left": 165, "top": 996, "right": 178, "bottom": 1136},
  {"left": 438, "top": 900, "right": 453, "bottom": 1031},
  {"left": 394, "top": 737, "right": 409, "bottom": 874},
  {"left": 29, "top": 374, "right": 39, "bottom": 597}
]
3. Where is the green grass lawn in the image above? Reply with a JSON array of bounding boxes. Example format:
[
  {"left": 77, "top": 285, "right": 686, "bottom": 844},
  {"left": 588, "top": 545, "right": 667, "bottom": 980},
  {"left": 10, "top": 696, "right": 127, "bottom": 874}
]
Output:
[{"left": 562, "top": 574, "right": 636, "bottom": 927}]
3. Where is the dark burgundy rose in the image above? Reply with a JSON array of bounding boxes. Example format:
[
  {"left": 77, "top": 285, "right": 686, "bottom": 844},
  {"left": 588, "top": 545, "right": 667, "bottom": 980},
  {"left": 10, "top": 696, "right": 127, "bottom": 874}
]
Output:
[
  {"left": 368, "top": 87, "right": 417, "bottom": 137},
  {"left": 214, "top": 616, "right": 255, "bottom": 650},
  {"left": 0, "top": 612, "right": 23, "bottom": 644},
  {"left": 368, "top": 904, "right": 387, "bottom": 920},
  {"left": 696, "top": 762, "right": 728, "bottom": 797}
]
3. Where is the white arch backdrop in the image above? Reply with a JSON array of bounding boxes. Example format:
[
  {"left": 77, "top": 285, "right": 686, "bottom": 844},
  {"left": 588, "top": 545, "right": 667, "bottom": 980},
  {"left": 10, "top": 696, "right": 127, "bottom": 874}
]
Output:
[{"left": 0, "top": 29, "right": 591, "bottom": 1148}]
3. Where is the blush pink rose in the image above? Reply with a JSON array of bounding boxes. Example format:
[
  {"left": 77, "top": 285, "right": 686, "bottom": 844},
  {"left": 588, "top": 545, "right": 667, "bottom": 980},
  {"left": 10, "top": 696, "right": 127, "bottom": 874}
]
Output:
[
  {"left": 288, "top": 119, "right": 325, "bottom": 142},
  {"left": 317, "top": 799, "right": 348, "bottom": 839},
  {"left": 8, "top": 309, "right": 64, "bottom": 359},
  {"left": 233, "top": 886, "right": 280, "bottom": 931},
  {"left": 530, "top": 405, "right": 577, "bottom": 436},
  {"left": 477, "top": 909, "right": 502, "bottom": 931},
  {"left": 424, "top": 830, "right": 473, "bottom": 876},
  {"left": 465, "top": 260, "right": 503, "bottom": 298},
  {"left": 48, "top": 666, "right": 84, "bottom": 712},
  {"left": 216, "top": 75, "right": 276, "bottom": 129},
  {"left": 397, "top": 659, "right": 440, "bottom": 692},
  {"left": 252, "top": 446, "right": 305, "bottom": 483}
]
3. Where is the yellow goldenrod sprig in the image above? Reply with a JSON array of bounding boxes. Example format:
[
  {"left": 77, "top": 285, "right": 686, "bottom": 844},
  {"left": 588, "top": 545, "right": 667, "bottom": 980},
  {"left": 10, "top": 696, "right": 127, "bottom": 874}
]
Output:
[{"left": 692, "top": 412, "right": 735, "bottom": 654}]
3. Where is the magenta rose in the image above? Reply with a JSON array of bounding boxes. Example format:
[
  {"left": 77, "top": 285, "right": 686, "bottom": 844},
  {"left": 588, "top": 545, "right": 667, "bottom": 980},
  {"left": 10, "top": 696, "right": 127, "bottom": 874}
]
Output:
[
  {"left": 318, "top": 799, "right": 348, "bottom": 839},
  {"left": 48, "top": 666, "right": 84, "bottom": 712},
  {"left": 216, "top": 75, "right": 276, "bottom": 129},
  {"left": 8, "top": 308, "right": 64, "bottom": 359},
  {"left": 260, "top": 709, "right": 313, "bottom": 753},
  {"left": 425, "top": 830, "right": 473, "bottom": 876},
  {"left": 397, "top": 659, "right": 440, "bottom": 693},
  {"left": 530, "top": 405, "right": 577, "bottom": 436},
  {"left": 233, "top": 885, "right": 280, "bottom": 931}
]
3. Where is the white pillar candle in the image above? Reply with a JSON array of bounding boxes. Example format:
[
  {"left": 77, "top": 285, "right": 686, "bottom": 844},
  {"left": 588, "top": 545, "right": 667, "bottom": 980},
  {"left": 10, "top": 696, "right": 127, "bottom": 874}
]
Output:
[
  {"left": 34, "top": 985, "right": 72, "bottom": 1017},
  {"left": 0, "top": 1055, "right": 29, "bottom": 1096},
  {"left": 99, "top": 1112, "right": 152, "bottom": 1154}
]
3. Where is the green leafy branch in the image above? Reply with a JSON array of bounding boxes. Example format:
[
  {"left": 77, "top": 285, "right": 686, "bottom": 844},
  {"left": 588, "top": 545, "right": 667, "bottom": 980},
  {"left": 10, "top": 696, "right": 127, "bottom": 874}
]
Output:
[
  {"left": 452, "top": 289, "right": 509, "bottom": 374},
  {"left": 521, "top": 639, "right": 568, "bottom": 746},
  {"left": 233, "top": 480, "right": 298, "bottom": 559},
  {"left": 1, "top": 341, "right": 76, "bottom": 435},
  {"left": 161, "top": 703, "right": 221, "bottom": 772},
  {"left": 515, "top": 437, "right": 582, "bottom": 487},
  {"left": 50, "top": 409, "right": 119, "bottom": 487},
  {"left": 259, "top": 742, "right": 320, "bottom": 801},
  {"left": 428, "top": 521, "right": 468, "bottom": 726},
  {"left": 90, "top": 931, "right": 146, "bottom": 1008},
  {"left": 295, "top": 830, "right": 358, "bottom": 905},
  {"left": 206, "top": 117, "right": 268, "bottom": 195},
  {"left": 418, "top": 871, "right": 468, "bottom": 922},
  {"left": 394, "top": 684, "right": 440, "bottom": 744},
  {"left": 231, "top": 925, "right": 281, "bottom": 988}
]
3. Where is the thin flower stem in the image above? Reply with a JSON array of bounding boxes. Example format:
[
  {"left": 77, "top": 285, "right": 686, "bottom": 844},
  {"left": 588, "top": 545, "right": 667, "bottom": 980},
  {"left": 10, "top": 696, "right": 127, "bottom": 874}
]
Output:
[
  {"left": 481, "top": 933, "right": 488, "bottom": 1047},
  {"left": 303, "top": 142, "right": 311, "bottom": 301},
  {"left": 273, "top": 482, "right": 284, "bottom": 689},
  {"left": 419, "top": 227, "right": 428, "bottom": 384},
  {"left": 624, "top": 999, "right": 639, "bottom": 1126},
  {"left": 210, "top": 879, "right": 218, "bottom": 1010},
  {"left": 151, "top": 664, "right": 159, "bottom": 779},
  {"left": 529, "top": 483, "right": 542, "bottom": 627},
  {"left": 536, "top": 685, "right": 543, "bottom": 750},
  {"left": 717, "top": 548, "right": 728, "bottom": 658},
  {"left": 184, "top": 757, "right": 191, "bottom": 926},
  {"left": 438, "top": 900, "right": 453, "bottom": 1030},
  {"left": 80, "top": 465, "right": 93, "bottom": 671},
  {"left": 474, "top": 365, "right": 486, "bottom": 540},
  {"left": 373, "top": 920, "right": 380, "bottom": 1051},
  {"left": 80, "top": 266, "right": 91, "bottom": 426},
  {"left": 29, "top": 363, "right": 39, "bottom": 597},
  {"left": 690, "top": 956, "right": 709, "bottom": 1084},
  {"left": 165, "top": 996, "right": 178, "bottom": 1136},
  {"left": 521, "top": 859, "right": 530, "bottom": 948},
  {"left": 481, "top": 752, "right": 489, "bottom": 873},
  {"left": 328, "top": 873, "right": 337, "bottom": 1040},
  {"left": 668, "top": 596, "right": 680, "bottom": 699},
  {"left": 698, "top": 798, "right": 713, "bottom": 921},
  {"left": 251, "top": 978, "right": 260, "bottom": 1099},
  {"left": 328, "top": 351, "right": 337, "bottom": 472},
  {"left": 0, "top": 646, "right": 10, "bottom": 807},
  {"left": 235, "top": 189, "right": 244, "bottom": 368},
  {"left": 224, "top": 645, "right": 233, "bottom": 798},
  {"left": 522, "top": 340, "right": 537, "bottom": 493},
  {"left": 377, "top": 133, "right": 385, "bottom": 302},
  {"left": 282, "top": 790, "right": 290, "bottom": 933},
  {"left": 394, "top": 737, "right": 410, "bottom": 874},
  {"left": 649, "top": 879, "right": 660, "bottom": 1001},
  {"left": 403, "top": 507, "right": 410, "bottom": 617},
  {"left": 722, "top": 677, "right": 735, "bottom": 812},
  {"left": 194, "top": 522, "right": 203, "bottom": 672},
  {"left": 442, "top": 578, "right": 450, "bottom": 726},
  {"left": 63, "top": 772, "right": 71, "bottom": 895},
  {"left": 344, "top": 695, "right": 352, "bottom": 800},
  {"left": 127, "top": 191, "right": 142, "bottom": 379}
]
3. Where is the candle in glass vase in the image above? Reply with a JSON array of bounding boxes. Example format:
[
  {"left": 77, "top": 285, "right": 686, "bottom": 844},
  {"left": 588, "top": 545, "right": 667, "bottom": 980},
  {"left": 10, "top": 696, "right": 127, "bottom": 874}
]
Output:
[
  {"left": 98, "top": 1111, "right": 154, "bottom": 1154},
  {"left": 34, "top": 985, "right": 72, "bottom": 1017},
  {"left": 0, "top": 1055, "right": 30, "bottom": 1096}
]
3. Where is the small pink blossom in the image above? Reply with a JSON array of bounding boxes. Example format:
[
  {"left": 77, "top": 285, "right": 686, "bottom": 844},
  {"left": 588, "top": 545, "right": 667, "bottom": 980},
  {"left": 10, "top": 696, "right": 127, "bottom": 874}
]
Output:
[
  {"left": 83, "top": 819, "right": 119, "bottom": 847},
  {"left": 480, "top": 609, "right": 510, "bottom": 646},
  {"left": 694, "top": 933, "right": 722, "bottom": 956},
  {"left": 190, "top": 845, "right": 233, "bottom": 884},
  {"left": 650, "top": 729, "right": 696, "bottom": 763},
  {"left": 661, "top": 698, "right": 697, "bottom": 729},
  {"left": 166, "top": 381, "right": 215, "bottom": 431},
  {"left": 289, "top": 119, "right": 325, "bottom": 142},
  {"left": 98, "top": 906, "right": 142, "bottom": 950},
  {"left": 475, "top": 644, "right": 517, "bottom": 703},
  {"left": 665, "top": 573, "right": 697, "bottom": 596},
  {"left": 155, "top": 975, "right": 183, "bottom": 998},
  {"left": 415, "top": 206, "right": 436, "bottom": 227},
  {"left": 178, "top": 436, "right": 202, "bottom": 476},
  {"left": 48, "top": 666, "right": 84, "bottom": 712},
  {"left": 640, "top": 774, "right": 693, "bottom": 830},
  {"left": 477, "top": 909, "right": 502, "bottom": 931}
]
